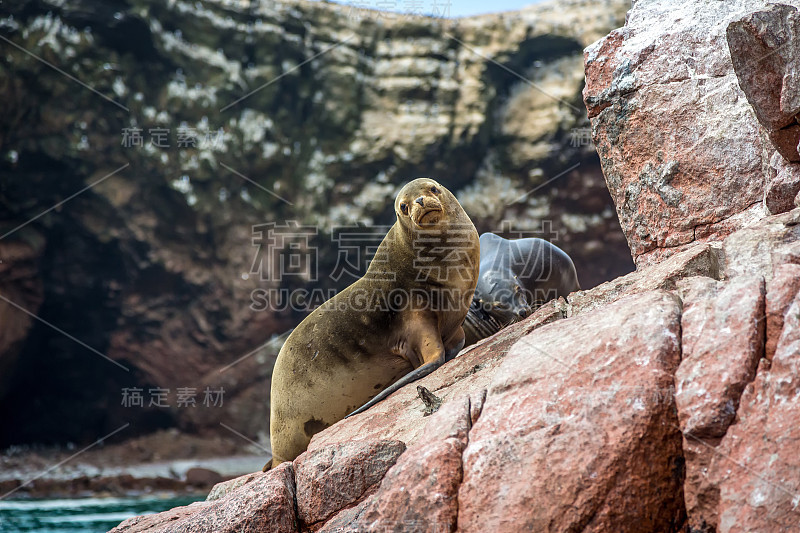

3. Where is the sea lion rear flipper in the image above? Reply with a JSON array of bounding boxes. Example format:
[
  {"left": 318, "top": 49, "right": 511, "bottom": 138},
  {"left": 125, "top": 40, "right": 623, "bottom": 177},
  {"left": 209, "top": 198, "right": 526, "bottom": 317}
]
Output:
[
  {"left": 345, "top": 359, "right": 445, "bottom": 418},
  {"left": 262, "top": 459, "right": 273, "bottom": 472}
]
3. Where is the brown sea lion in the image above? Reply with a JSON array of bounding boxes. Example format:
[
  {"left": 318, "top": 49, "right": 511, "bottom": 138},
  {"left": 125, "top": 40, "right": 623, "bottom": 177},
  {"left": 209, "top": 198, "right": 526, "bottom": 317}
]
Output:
[
  {"left": 463, "top": 232, "right": 580, "bottom": 346},
  {"left": 268, "top": 178, "right": 479, "bottom": 467}
]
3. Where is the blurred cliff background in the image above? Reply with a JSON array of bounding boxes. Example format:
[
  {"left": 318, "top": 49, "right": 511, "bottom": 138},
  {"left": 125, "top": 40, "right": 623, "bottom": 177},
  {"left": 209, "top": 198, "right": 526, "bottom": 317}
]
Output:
[{"left": 0, "top": 0, "right": 632, "bottom": 465}]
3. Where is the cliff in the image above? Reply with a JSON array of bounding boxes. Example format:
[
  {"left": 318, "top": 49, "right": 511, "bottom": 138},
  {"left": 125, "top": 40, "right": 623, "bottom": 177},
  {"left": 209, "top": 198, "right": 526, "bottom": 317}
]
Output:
[
  {"left": 113, "top": 0, "right": 800, "bottom": 531},
  {"left": 0, "top": 0, "right": 631, "bottom": 446}
]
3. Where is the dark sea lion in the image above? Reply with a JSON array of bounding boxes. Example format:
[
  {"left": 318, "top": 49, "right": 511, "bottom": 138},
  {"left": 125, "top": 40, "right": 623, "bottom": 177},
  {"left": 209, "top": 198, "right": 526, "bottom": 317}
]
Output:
[
  {"left": 463, "top": 233, "right": 580, "bottom": 346},
  {"left": 268, "top": 178, "right": 479, "bottom": 467}
]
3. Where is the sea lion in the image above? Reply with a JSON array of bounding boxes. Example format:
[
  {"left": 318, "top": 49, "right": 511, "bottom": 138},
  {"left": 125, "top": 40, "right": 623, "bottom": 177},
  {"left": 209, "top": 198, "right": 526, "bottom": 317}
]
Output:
[
  {"left": 463, "top": 232, "right": 580, "bottom": 346},
  {"left": 268, "top": 178, "right": 479, "bottom": 467}
]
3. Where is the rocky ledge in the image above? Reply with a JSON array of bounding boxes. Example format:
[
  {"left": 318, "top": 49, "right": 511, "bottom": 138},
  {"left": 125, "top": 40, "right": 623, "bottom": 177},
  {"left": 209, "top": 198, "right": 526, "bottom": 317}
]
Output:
[
  {"left": 112, "top": 208, "right": 800, "bottom": 533},
  {"left": 113, "top": 0, "right": 800, "bottom": 531}
]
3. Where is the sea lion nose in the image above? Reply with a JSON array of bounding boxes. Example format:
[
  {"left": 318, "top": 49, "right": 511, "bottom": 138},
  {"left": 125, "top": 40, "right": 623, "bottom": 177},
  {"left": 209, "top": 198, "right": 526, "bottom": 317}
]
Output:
[
  {"left": 517, "top": 307, "right": 529, "bottom": 319},
  {"left": 415, "top": 196, "right": 425, "bottom": 206}
]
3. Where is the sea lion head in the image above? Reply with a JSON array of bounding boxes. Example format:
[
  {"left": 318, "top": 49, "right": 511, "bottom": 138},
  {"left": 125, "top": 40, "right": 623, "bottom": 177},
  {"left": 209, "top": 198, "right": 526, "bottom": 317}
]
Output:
[
  {"left": 392, "top": 177, "right": 478, "bottom": 288},
  {"left": 474, "top": 269, "right": 531, "bottom": 325},
  {"left": 394, "top": 178, "right": 457, "bottom": 229}
]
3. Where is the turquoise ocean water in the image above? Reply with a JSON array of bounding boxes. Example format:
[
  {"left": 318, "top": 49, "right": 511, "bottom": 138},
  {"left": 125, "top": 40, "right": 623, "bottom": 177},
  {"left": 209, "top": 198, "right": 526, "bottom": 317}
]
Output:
[{"left": 0, "top": 495, "right": 203, "bottom": 532}]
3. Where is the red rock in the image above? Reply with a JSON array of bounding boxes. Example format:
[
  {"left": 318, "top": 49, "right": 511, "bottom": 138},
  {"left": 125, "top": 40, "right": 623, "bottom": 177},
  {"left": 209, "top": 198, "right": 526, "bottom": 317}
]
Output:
[
  {"left": 675, "top": 276, "right": 765, "bottom": 438},
  {"left": 768, "top": 124, "right": 800, "bottom": 163},
  {"left": 294, "top": 439, "right": 405, "bottom": 526},
  {"left": 674, "top": 276, "right": 766, "bottom": 532},
  {"left": 680, "top": 438, "right": 722, "bottom": 533},
  {"left": 727, "top": 4, "right": 800, "bottom": 131},
  {"left": 713, "top": 292, "right": 800, "bottom": 532},
  {"left": 766, "top": 151, "right": 800, "bottom": 214},
  {"left": 584, "top": 0, "right": 772, "bottom": 267},
  {"left": 458, "top": 290, "right": 685, "bottom": 532},
  {"left": 319, "top": 437, "right": 464, "bottom": 533},
  {"left": 722, "top": 208, "right": 800, "bottom": 280},
  {"left": 110, "top": 462, "right": 297, "bottom": 533},
  {"left": 568, "top": 242, "right": 721, "bottom": 315},
  {"left": 727, "top": 3, "right": 800, "bottom": 162},
  {"left": 766, "top": 263, "right": 800, "bottom": 360},
  {"left": 206, "top": 471, "right": 260, "bottom": 501},
  {"left": 318, "top": 397, "right": 470, "bottom": 532}
]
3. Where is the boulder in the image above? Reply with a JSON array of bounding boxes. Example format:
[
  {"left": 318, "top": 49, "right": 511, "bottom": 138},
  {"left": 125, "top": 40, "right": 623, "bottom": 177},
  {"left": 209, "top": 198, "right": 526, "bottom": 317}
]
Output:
[
  {"left": 675, "top": 276, "right": 766, "bottom": 439},
  {"left": 318, "top": 398, "right": 470, "bottom": 532},
  {"left": 294, "top": 439, "right": 406, "bottom": 526},
  {"left": 721, "top": 208, "right": 800, "bottom": 280},
  {"left": 727, "top": 3, "right": 800, "bottom": 161},
  {"left": 674, "top": 276, "right": 766, "bottom": 532},
  {"left": 765, "top": 262, "right": 800, "bottom": 360},
  {"left": 713, "top": 291, "right": 800, "bottom": 532},
  {"left": 568, "top": 241, "right": 721, "bottom": 315},
  {"left": 110, "top": 462, "right": 297, "bottom": 533},
  {"left": 584, "top": 0, "right": 779, "bottom": 267},
  {"left": 457, "top": 290, "right": 685, "bottom": 532},
  {"left": 206, "top": 471, "right": 261, "bottom": 502},
  {"left": 766, "top": 151, "right": 800, "bottom": 214}
]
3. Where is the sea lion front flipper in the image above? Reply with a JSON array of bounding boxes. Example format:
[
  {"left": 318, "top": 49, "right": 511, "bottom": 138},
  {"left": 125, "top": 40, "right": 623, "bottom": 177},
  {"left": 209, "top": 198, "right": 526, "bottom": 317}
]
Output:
[
  {"left": 345, "top": 358, "right": 445, "bottom": 418},
  {"left": 346, "top": 316, "right": 448, "bottom": 418}
]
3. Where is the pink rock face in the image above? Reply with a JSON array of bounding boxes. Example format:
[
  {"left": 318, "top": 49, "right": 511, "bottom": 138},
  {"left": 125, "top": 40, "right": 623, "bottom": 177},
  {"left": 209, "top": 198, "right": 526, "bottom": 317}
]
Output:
[
  {"left": 110, "top": 462, "right": 297, "bottom": 533},
  {"left": 727, "top": 3, "right": 800, "bottom": 162},
  {"left": 766, "top": 263, "right": 800, "bottom": 360},
  {"left": 675, "top": 276, "right": 766, "bottom": 439},
  {"left": 722, "top": 208, "right": 800, "bottom": 280},
  {"left": 568, "top": 241, "right": 721, "bottom": 315},
  {"left": 727, "top": 4, "right": 800, "bottom": 131},
  {"left": 768, "top": 125, "right": 800, "bottom": 164},
  {"left": 458, "top": 290, "right": 685, "bottom": 532},
  {"left": 318, "top": 395, "right": 472, "bottom": 532},
  {"left": 674, "top": 275, "right": 766, "bottom": 532},
  {"left": 206, "top": 471, "right": 261, "bottom": 501},
  {"left": 714, "top": 291, "right": 800, "bottom": 533},
  {"left": 584, "top": 0, "right": 773, "bottom": 267},
  {"left": 319, "top": 438, "right": 465, "bottom": 533},
  {"left": 766, "top": 151, "right": 800, "bottom": 215},
  {"left": 294, "top": 439, "right": 406, "bottom": 526}
]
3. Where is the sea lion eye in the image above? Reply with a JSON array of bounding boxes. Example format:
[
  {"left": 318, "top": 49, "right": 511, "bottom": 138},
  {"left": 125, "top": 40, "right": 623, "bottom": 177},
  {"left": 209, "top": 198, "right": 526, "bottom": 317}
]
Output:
[
  {"left": 430, "top": 186, "right": 440, "bottom": 194},
  {"left": 400, "top": 203, "right": 408, "bottom": 214}
]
